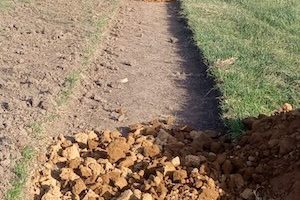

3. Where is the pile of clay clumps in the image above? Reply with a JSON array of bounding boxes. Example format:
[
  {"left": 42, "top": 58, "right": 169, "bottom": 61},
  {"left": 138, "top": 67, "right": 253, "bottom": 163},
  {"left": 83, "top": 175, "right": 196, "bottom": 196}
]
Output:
[{"left": 32, "top": 105, "right": 300, "bottom": 200}]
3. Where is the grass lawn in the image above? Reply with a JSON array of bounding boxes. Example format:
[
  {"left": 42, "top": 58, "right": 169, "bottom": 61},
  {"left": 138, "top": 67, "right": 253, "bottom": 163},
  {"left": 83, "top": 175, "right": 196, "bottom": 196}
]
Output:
[{"left": 181, "top": 0, "right": 300, "bottom": 135}]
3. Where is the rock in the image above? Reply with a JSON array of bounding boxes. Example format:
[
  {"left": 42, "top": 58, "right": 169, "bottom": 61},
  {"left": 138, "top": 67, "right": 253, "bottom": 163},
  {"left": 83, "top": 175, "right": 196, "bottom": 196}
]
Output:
[
  {"left": 248, "top": 156, "right": 255, "bottom": 162},
  {"left": 171, "top": 156, "right": 180, "bottom": 167},
  {"left": 117, "top": 189, "right": 133, "bottom": 200},
  {"left": 87, "top": 139, "right": 99, "bottom": 150},
  {"left": 130, "top": 189, "right": 140, "bottom": 198},
  {"left": 240, "top": 188, "right": 253, "bottom": 199},
  {"left": 107, "top": 138, "right": 130, "bottom": 163},
  {"left": 216, "top": 153, "right": 226, "bottom": 165},
  {"left": 101, "top": 130, "right": 112, "bottom": 143},
  {"left": 119, "top": 155, "right": 137, "bottom": 168},
  {"left": 230, "top": 174, "right": 244, "bottom": 189},
  {"left": 185, "top": 155, "right": 202, "bottom": 167},
  {"left": 195, "top": 179, "right": 203, "bottom": 188},
  {"left": 208, "top": 152, "right": 217, "bottom": 162},
  {"left": 41, "top": 186, "right": 62, "bottom": 200},
  {"left": 110, "top": 130, "right": 122, "bottom": 138},
  {"left": 207, "top": 177, "right": 216, "bottom": 188},
  {"left": 79, "top": 165, "right": 92, "bottom": 177},
  {"left": 62, "top": 144, "right": 80, "bottom": 160},
  {"left": 153, "top": 174, "right": 163, "bottom": 186},
  {"left": 129, "top": 123, "right": 143, "bottom": 132},
  {"left": 190, "top": 132, "right": 212, "bottom": 150},
  {"left": 173, "top": 169, "right": 187, "bottom": 182},
  {"left": 143, "top": 144, "right": 160, "bottom": 158},
  {"left": 60, "top": 168, "right": 79, "bottom": 181},
  {"left": 114, "top": 177, "right": 128, "bottom": 189},
  {"left": 82, "top": 189, "right": 100, "bottom": 200},
  {"left": 246, "top": 161, "right": 253, "bottom": 167},
  {"left": 85, "top": 157, "right": 105, "bottom": 176},
  {"left": 87, "top": 131, "right": 98, "bottom": 140},
  {"left": 163, "top": 162, "right": 176, "bottom": 175},
  {"left": 281, "top": 103, "right": 293, "bottom": 112},
  {"left": 198, "top": 185, "right": 220, "bottom": 200},
  {"left": 155, "top": 129, "right": 173, "bottom": 146},
  {"left": 222, "top": 160, "right": 233, "bottom": 174},
  {"left": 72, "top": 178, "right": 86, "bottom": 194},
  {"left": 118, "top": 114, "right": 126, "bottom": 122},
  {"left": 68, "top": 158, "right": 81, "bottom": 169},
  {"left": 169, "top": 37, "right": 178, "bottom": 43},
  {"left": 166, "top": 116, "right": 176, "bottom": 125},
  {"left": 119, "top": 78, "right": 129, "bottom": 83},
  {"left": 74, "top": 132, "right": 89, "bottom": 145},
  {"left": 142, "top": 193, "right": 153, "bottom": 200}
]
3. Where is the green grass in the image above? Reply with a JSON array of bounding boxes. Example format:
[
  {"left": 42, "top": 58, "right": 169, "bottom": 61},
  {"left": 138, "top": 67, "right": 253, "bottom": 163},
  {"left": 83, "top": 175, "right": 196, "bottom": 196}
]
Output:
[
  {"left": 181, "top": 0, "right": 300, "bottom": 136},
  {"left": 28, "top": 121, "right": 43, "bottom": 137},
  {"left": 0, "top": 0, "right": 11, "bottom": 10},
  {"left": 5, "top": 146, "right": 35, "bottom": 200},
  {"left": 56, "top": 70, "right": 80, "bottom": 106}
]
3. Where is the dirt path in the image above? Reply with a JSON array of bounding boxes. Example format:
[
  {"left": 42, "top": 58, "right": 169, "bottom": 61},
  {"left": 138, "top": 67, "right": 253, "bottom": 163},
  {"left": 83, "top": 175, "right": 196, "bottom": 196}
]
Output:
[{"left": 47, "top": 0, "right": 222, "bottom": 137}]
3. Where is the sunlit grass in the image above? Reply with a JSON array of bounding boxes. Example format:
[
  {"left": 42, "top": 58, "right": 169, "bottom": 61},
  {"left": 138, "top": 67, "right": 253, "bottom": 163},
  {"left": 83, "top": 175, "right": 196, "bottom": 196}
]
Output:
[{"left": 181, "top": 0, "right": 300, "bottom": 136}]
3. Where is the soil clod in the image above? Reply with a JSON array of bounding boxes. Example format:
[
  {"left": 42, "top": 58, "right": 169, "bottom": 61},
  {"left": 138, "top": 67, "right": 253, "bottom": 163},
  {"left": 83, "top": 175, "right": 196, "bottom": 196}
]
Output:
[{"left": 32, "top": 109, "right": 300, "bottom": 200}]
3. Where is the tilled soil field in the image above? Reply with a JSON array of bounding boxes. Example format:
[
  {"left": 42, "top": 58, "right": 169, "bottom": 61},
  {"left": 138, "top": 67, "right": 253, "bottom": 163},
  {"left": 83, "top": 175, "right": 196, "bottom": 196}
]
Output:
[
  {"left": 32, "top": 106, "right": 300, "bottom": 200},
  {"left": 0, "top": 0, "right": 118, "bottom": 197}
]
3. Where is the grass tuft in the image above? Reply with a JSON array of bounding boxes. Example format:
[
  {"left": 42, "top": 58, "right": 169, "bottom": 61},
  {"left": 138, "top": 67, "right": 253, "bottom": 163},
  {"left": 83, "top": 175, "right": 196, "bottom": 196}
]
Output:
[
  {"left": 28, "top": 122, "right": 43, "bottom": 137},
  {"left": 56, "top": 71, "right": 80, "bottom": 106},
  {"left": 0, "top": 0, "right": 11, "bottom": 10},
  {"left": 5, "top": 146, "right": 35, "bottom": 200}
]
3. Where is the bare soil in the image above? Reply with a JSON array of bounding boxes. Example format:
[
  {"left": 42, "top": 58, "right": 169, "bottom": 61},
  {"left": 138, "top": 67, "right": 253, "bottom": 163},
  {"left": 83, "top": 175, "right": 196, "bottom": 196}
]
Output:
[
  {"left": 46, "top": 0, "right": 222, "bottom": 135},
  {"left": 1, "top": 0, "right": 222, "bottom": 198},
  {"left": 0, "top": 0, "right": 117, "bottom": 197}
]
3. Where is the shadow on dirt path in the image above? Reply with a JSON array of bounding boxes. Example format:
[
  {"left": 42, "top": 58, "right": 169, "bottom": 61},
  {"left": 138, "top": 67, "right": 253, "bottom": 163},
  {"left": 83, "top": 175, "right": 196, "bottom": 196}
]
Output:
[{"left": 165, "top": 2, "right": 223, "bottom": 130}]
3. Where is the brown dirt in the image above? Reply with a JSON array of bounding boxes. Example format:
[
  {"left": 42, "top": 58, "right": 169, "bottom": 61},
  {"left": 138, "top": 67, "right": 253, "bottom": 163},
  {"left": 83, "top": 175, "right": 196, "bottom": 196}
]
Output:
[
  {"left": 45, "top": 0, "right": 222, "bottom": 136},
  {"left": 0, "top": 0, "right": 118, "bottom": 197},
  {"left": 31, "top": 108, "right": 300, "bottom": 200}
]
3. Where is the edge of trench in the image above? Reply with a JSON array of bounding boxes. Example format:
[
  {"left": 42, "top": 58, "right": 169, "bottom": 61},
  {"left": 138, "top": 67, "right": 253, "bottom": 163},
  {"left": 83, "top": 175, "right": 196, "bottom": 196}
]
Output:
[{"left": 164, "top": 0, "right": 225, "bottom": 131}]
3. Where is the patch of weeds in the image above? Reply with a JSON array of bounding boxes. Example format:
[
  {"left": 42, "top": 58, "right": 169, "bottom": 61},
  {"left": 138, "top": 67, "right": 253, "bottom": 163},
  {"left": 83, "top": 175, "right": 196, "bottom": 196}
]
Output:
[
  {"left": 46, "top": 113, "right": 61, "bottom": 122},
  {"left": 5, "top": 146, "right": 35, "bottom": 200},
  {"left": 0, "top": 0, "right": 31, "bottom": 11},
  {"left": 0, "top": 0, "right": 11, "bottom": 10},
  {"left": 28, "top": 121, "right": 43, "bottom": 137},
  {"left": 225, "top": 119, "right": 245, "bottom": 138},
  {"left": 56, "top": 71, "right": 80, "bottom": 106}
]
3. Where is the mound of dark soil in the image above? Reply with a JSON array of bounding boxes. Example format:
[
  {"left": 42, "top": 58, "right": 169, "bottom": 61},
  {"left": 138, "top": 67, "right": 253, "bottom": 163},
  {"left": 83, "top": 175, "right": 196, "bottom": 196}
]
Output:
[{"left": 32, "top": 106, "right": 300, "bottom": 200}]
